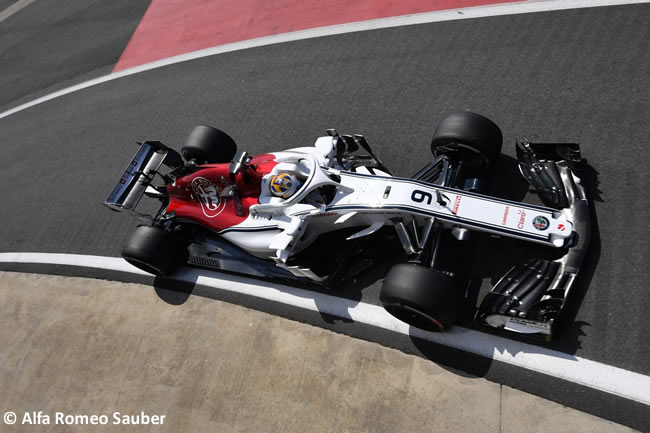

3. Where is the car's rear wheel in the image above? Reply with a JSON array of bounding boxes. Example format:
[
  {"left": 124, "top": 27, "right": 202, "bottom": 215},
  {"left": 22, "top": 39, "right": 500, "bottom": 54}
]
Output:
[
  {"left": 122, "top": 225, "right": 188, "bottom": 276},
  {"left": 431, "top": 111, "right": 503, "bottom": 170},
  {"left": 380, "top": 263, "right": 463, "bottom": 331},
  {"left": 181, "top": 125, "right": 237, "bottom": 164}
]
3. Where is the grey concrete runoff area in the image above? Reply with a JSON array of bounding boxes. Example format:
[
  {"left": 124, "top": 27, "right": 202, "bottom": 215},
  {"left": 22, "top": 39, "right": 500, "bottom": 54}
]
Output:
[{"left": 0, "top": 272, "right": 636, "bottom": 433}]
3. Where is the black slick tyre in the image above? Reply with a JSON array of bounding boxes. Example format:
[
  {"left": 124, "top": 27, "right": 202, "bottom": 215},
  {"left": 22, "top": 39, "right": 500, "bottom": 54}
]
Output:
[
  {"left": 181, "top": 125, "right": 237, "bottom": 163},
  {"left": 121, "top": 225, "right": 188, "bottom": 276},
  {"left": 380, "top": 263, "right": 462, "bottom": 331},
  {"left": 431, "top": 111, "right": 503, "bottom": 170}
]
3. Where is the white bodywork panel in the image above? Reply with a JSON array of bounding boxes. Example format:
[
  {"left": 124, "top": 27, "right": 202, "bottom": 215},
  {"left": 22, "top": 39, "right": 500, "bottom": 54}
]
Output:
[{"left": 220, "top": 136, "right": 574, "bottom": 277}]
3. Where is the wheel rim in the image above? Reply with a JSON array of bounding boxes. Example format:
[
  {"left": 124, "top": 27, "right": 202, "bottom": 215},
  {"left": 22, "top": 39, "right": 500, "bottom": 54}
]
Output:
[
  {"left": 383, "top": 301, "right": 445, "bottom": 332},
  {"left": 433, "top": 142, "right": 490, "bottom": 169}
]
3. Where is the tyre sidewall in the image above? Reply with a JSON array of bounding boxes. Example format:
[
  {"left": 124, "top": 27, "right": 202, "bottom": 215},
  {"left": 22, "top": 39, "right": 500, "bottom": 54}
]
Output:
[
  {"left": 431, "top": 111, "right": 503, "bottom": 167},
  {"left": 121, "top": 225, "right": 187, "bottom": 276},
  {"left": 181, "top": 125, "right": 237, "bottom": 163},
  {"left": 380, "top": 263, "right": 462, "bottom": 330}
]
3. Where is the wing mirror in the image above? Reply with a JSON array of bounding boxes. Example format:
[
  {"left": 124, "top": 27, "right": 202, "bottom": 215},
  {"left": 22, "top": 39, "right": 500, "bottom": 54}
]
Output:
[{"left": 229, "top": 151, "right": 251, "bottom": 177}]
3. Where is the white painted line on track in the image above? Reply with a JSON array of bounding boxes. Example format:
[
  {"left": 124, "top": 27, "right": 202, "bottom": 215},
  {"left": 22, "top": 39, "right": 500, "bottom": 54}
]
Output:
[
  {"left": 0, "top": 0, "right": 35, "bottom": 23},
  {"left": 0, "top": 0, "right": 647, "bottom": 121},
  {"left": 1, "top": 251, "right": 649, "bottom": 405}
]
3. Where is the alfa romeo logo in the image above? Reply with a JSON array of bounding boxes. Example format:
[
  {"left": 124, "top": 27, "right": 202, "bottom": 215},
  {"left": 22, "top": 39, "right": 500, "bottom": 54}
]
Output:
[
  {"left": 191, "top": 177, "right": 227, "bottom": 218},
  {"left": 532, "top": 215, "right": 550, "bottom": 231}
]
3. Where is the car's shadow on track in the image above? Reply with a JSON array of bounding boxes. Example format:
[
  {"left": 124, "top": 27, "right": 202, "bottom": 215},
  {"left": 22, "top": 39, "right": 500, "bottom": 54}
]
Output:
[
  {"left": 153, "top": 277, "right": 196, "bottom": 305},
  {"left": 150, "top": 265, "right": 370, "bottom": 325},
  {"left": 485, "top": 154, "right": 531, "bottom": 202}
]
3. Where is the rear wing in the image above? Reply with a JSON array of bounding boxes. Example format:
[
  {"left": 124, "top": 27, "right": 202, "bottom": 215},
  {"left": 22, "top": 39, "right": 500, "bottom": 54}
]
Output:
[{"left": 104, "top": 141, "right": 182, "bottom": 217}]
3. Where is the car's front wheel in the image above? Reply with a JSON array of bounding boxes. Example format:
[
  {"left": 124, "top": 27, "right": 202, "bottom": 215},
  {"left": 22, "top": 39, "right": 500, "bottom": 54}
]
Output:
[
  {"left": 380, "top": 263, "right": 463, "bottom": 331},
  {"left": 121, "top": 225, "right": 188, "bottom": 276},
  {"left": 431, "top": 111, "right": 503, "bottom": 171}
]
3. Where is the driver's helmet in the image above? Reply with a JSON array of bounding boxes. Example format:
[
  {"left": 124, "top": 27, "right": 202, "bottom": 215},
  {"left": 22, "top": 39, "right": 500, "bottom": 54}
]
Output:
[{"left": 269, "top": 173, "right": 301, "bottom": 198}]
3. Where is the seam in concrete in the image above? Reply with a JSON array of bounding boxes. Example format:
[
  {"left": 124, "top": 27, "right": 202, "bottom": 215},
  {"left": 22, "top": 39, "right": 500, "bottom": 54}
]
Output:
[{"left": 499, "top": 384, "right": 503, "bottom": 433}]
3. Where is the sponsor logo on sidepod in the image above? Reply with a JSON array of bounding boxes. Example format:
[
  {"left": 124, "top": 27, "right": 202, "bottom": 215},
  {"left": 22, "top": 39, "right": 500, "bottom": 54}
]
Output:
[
  {"left": 191, "top": 177, "right": 227, "bottom": 218},
  {"left": 517, "top": 209, "right": 526, "bottom": 229},
  {"left": 502, "top": 206, "right": 510, "bottom": 225}
]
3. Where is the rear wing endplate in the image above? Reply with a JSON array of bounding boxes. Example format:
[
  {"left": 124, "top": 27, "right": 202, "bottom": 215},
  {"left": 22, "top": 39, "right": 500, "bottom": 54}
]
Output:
[{"left": 104, "top": 141, "right": 181, "bottom": 216}]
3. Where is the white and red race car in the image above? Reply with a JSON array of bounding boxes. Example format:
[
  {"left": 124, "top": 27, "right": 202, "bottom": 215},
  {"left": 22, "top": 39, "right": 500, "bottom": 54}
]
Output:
[{"left": 105, "top": 112, "right": 590, "bottom": 337}]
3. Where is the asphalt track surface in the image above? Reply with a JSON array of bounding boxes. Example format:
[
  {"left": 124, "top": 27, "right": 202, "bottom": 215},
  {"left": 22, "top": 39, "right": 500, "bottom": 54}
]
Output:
[
  {"left": 1, "top": 2, "right": 649, "bottom": 429},
  {"left": 0, "top": 0, "right": 17, "bottom": 13},
  {"left": 0, "top": 0, "right": 150, "bottom": 110}
]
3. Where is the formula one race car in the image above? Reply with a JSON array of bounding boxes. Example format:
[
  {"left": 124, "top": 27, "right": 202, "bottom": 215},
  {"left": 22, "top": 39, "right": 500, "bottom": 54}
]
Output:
[{"left": 105, "top": 112, "right": 590, "bottom": 337}]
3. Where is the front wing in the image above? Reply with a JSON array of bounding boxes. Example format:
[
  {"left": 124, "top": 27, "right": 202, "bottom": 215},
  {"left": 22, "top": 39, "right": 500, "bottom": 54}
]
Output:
[{"left": 476, "top": 140, "right": 591, "bottom": 336}]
